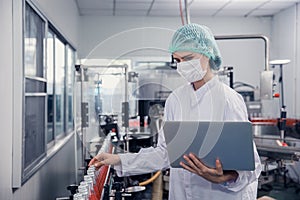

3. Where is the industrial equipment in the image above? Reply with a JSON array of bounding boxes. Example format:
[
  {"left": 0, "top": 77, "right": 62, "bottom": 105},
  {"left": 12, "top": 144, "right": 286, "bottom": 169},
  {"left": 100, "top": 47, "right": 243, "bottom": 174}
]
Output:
[
  {"left": 70, "top": 60, "right": 178, "bottom": 200},
  {"left": 66, "top": 34, "right": 300, "bottom": 199}
]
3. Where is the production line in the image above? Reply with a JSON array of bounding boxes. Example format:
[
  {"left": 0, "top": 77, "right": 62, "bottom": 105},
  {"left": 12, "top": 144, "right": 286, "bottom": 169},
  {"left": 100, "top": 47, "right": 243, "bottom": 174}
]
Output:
[{"left": 64, "top": 50, "right": 300, "bottom": 200}]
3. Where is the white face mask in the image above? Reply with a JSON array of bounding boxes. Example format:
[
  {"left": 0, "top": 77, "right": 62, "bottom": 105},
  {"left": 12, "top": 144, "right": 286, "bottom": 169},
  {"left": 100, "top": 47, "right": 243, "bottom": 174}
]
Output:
[{"left": 176, "top": 59, "right": 207, "bottom": 83}]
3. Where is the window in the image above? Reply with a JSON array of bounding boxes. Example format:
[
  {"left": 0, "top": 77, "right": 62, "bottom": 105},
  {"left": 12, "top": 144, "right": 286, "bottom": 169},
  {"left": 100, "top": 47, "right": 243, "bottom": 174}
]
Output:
[
  {"left": 24, "top": 96, "right": 46, "bottom": 171},
  {"left": 47, "top": 31, "right": 55, "bottom": 143},
  {"left": 23, "top": 3, "right": 46, "bottom": 178},
  {"left": 46, "top": 29, "right": 75, "bottom": 144},
  {"left": 55, "top": 38, "right": 66, "bottom": 137},
  {"left": 22, "top": 2, "right": 76, "bottom": 181},
  {"left": 67, "top": 46, "right": 75, "bottom": 131}
]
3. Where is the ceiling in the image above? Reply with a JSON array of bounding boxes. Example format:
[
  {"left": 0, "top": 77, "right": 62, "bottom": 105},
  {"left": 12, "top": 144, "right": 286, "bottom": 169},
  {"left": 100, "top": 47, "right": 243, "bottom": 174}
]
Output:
[{"left": 75, "top": 0, "right": 300, "bottom": 17}]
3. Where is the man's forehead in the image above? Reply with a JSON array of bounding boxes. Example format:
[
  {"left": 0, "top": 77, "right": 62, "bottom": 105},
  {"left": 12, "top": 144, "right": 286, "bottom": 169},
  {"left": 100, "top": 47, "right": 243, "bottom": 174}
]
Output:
[
  {"left": 173, "top": 52, "right": 193, "bottom": 57},
  {"left": 173, "top": 52, "right": 203, "bottom": 58}
]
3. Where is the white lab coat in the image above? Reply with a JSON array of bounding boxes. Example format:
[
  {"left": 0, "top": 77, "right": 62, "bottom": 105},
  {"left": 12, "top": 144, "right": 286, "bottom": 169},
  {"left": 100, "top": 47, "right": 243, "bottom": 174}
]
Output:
[{"left": 115, "top": 76, "right": 262, "bottom": 200}]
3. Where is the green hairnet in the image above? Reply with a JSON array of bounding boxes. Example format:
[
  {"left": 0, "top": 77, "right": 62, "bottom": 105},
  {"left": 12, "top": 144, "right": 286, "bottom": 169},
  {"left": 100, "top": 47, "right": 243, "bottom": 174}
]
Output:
[{"left": 169, "top": 23, "right": 222, "bottom": 70}]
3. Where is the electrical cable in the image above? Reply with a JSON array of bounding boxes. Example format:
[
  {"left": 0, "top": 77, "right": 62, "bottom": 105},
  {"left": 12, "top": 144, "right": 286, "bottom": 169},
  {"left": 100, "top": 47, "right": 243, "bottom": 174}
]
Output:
[
  {"left": 139, "top": 171, "right": 162, "bottom": 186},
  {"left": 233, "top": 81, "right": 255, "bottom": 89},
  {"left": 179, "top": 0, "right": 185, "bottom": 25}
]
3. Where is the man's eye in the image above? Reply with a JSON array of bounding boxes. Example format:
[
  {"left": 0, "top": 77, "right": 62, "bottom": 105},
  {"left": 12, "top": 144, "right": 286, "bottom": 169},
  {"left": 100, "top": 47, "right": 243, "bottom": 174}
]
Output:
[{"left": 183, "top": 57, "right": 194, "bottom": 61}]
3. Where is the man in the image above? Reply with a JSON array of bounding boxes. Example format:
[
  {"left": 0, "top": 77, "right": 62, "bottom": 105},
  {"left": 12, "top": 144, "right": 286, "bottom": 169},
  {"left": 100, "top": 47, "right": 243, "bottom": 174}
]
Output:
[{"left": 89, "top": 23, "right": 262, "bottom": 200}]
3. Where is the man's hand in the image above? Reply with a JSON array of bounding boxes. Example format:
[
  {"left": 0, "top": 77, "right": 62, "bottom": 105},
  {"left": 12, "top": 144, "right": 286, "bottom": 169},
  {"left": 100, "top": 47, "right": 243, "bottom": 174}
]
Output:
[
  {"left": 88, "top": 153, "right": 121, "bottom": 169},
  {"left": 180, "top": 153, "right": 238, "bottom": 184}
]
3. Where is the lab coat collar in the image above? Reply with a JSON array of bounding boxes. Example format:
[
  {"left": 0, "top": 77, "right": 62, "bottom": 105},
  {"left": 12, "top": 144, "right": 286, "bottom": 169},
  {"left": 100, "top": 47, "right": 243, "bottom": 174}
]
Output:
[{"left": 192, "top": 75, "right": 219, "bottom": 101}]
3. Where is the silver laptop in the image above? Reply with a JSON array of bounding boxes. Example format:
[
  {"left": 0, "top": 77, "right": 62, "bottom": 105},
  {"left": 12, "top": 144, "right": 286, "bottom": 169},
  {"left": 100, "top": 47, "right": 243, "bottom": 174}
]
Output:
[{"left": 163, "top": 121, "right": 255, "bottom": 170}]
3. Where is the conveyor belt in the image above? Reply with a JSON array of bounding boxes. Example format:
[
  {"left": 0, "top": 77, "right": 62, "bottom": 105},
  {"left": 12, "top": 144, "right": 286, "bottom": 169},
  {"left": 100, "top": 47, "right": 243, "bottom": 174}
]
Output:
[{"left": 256, "top": 143, "right": 300, "bottom": 161}]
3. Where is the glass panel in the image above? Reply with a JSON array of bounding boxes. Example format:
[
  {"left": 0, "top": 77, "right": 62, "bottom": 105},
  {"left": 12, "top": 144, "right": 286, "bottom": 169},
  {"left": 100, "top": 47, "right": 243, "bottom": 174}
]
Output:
[
  {"left": 24, "top": 96, "right": 46, "bottom": 169},
  {"left": 47, "top": 31, "right": 54, "bottom": 143},
  {"left": 25, "top": 79, "right": 46, "bottom": 93},
  {"left": 55, "top": 38, "right": 65, "bottom": 136},
  {"left": 24, "top": 4, "right": 45, "bottom": 78},
  {"left": 67, "top": 47, "right": 74, "bottom": 131},
  {"left": 23, "top": 3, "right": 47, "bottom": 178}
]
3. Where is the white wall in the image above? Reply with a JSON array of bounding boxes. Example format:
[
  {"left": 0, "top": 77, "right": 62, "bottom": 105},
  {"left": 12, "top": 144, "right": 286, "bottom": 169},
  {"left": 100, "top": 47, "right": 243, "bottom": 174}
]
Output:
[
  {"left": 272, "top": 5, "right": 299, "bottom": 118},
  {"left": 79, "top": 15, "right": 272, "bottom": 91},
  {"left": 0, "top": 0, "right": 14, "bottom": 199},
  {"left": 12, "top": 137, "right": 77, "bottom": 200}
]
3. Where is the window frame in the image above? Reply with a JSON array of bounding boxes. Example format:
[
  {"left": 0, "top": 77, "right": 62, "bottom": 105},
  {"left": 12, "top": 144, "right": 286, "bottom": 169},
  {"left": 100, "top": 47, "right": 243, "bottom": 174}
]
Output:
[
  {"left": 22, "top": 1, "right": 48, "bottom": 182},
  {"left": 66, "top": 45, "right": 75, "bottom": 133},
  {"left": 46, "top": 29, "right": 56, "bottom": 148},
  {"left": 54, "top": 35, "right": 66, "bottom": 139}
]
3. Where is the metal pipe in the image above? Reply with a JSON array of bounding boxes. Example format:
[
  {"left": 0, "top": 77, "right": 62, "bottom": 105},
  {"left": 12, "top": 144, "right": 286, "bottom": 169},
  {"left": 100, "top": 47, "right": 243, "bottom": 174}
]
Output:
[
  {"left": 279, "top": 65, "right": 285, "bottom": 107},
  {"left": 215, "top": 35, "right": 270, "bottom": 71},
  {"left": 124, "top": 65, "right": 128, "bottom": 104},
  {"left": 80, "top": 67, "right": 86, "bottom": 167},
  {"left": 81, "top": 65, "right": 127, "bottom": 69},
  {"left": 124, "top": 65, "right": 129, "bottom": 152},
  {"left": 184, "top": 0, "right": 190, "bottom": 24},
  {"left": 74, "top": 72, "right": 78, "bottom": 184}
]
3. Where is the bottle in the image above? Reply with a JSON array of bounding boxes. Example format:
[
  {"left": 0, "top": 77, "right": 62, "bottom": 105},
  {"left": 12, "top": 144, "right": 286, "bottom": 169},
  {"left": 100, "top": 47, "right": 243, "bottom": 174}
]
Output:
[
  {"left": 78, "top": 184, "right": 89, "bottom": 200},
  {"left": 87, "top": 169, "right": 96, "bottom": 184},
  {"left": 84, "top": 175, "right": 94, "bottom": 193},
  {"left": 73, "top": 193, "right": 83, "bottom": 200},
  {"left": 78, "top": 183, "right": 88, "bottom": 193}
]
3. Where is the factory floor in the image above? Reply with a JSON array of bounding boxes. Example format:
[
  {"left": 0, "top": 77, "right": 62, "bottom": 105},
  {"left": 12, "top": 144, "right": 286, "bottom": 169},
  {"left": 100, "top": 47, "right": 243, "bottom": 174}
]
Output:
[{"left": 257, "top": 178, "right": 300, "bottom": 200}]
